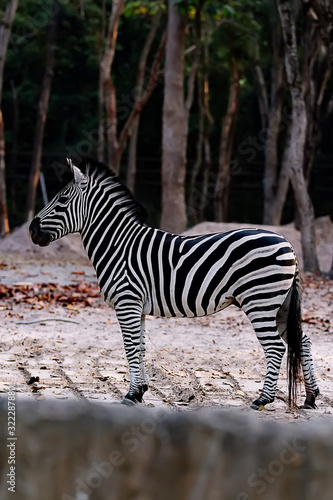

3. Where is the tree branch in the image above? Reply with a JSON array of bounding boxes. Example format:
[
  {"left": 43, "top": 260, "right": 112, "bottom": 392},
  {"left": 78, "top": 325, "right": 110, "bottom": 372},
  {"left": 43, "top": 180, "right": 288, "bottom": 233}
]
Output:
[
  {"left": 117, "top": 30, "right": 167, "bottom": 162},
  {"left": 103, "top": 0, "right": 126, "bottom": 72},
  {"left": 99, "top": 0, "right": 126, "bottom": 167},
  {"left": 303, "top": 0, "right": 333, "bottom": 65}
]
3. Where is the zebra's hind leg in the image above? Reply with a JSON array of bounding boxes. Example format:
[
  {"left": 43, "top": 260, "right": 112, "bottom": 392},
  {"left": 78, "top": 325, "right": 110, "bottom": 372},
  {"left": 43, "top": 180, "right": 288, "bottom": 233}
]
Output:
[
  {"left": 245, "top": 305, "right": 286, "bottom": 409},
  {"left": 276, "top": 277, "right": 319, "bottom": 409},
  {"left": 301, "top": 332, "right": 319, "bottom": 409},
  {"left": 116, "top": 305, "right": 149, "bottom": 405},
  {"left": 250, "top": 336, "right": 286, "bottom": 410}
]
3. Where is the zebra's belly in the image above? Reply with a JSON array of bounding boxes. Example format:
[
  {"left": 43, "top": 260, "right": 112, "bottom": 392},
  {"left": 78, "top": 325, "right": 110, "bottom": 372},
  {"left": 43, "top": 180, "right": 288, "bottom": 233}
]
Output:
[{"left": 146, "top": 296, "right": 234, "bottom": 318}]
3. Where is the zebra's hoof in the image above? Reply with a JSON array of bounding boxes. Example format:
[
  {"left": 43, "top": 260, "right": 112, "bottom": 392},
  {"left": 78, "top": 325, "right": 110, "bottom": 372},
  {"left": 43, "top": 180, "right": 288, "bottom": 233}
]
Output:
[
  {"left": 122, "top": 397, "right": 136, "bottom": 406},
  {"left": 122, "top": 391, "right": 144, "bottom": 405},
  {"left": 302, "top": 389, "right": 319, "bottom": 409},
  {"left": 302, "top": 399, "right": 317, "bottom": 409},
  {"left": 251, "top": 396, "right": 273, "bottom": 410},
  {"left": 302, "top": 403, "right": 317, "bottom": 410},
  {"left": 250, "top": 402, "right": 265, "bottom": 411}
]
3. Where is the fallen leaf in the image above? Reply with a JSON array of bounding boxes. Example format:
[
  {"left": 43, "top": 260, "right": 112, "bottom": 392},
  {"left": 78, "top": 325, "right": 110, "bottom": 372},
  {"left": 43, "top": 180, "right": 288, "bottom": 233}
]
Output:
[
  {"left": 31, "top": 385, "right": 44, "bottom": 392},
  {"left": 67, "top": 304, "right": 80, "bottom": 311},
  {"left": 12, "top": 281, "right": 34, "bottom": 287}
]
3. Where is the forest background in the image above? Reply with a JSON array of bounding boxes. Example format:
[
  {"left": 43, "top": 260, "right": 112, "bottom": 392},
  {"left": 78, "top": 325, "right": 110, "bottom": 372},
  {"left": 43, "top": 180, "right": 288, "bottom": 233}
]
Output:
[{"left": 0, "top": 0, "right": 332, "bottom": 274}]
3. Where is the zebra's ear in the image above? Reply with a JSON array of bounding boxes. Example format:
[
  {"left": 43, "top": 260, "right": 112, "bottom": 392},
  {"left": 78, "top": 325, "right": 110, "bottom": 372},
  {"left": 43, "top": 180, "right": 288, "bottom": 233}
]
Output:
[{"left": 66, "top": 158, "right": 85, "bottom": 185}]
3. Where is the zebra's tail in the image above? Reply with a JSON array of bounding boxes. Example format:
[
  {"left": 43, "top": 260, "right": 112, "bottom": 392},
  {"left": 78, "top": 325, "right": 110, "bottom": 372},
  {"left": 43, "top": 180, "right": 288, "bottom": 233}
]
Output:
[{"left": 286, "top": 270, "right": 303, "bottom": 409}]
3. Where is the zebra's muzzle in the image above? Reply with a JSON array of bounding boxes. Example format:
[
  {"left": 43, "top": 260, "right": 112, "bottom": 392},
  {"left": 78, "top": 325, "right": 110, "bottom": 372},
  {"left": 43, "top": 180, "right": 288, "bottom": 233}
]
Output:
[{"left": 29, "top": 217, "right": 51, "bottom": 247}]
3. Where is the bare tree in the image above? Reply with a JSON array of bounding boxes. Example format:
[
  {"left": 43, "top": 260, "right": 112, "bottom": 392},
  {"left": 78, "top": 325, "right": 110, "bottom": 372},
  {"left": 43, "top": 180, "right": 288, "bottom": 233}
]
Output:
[
  {"left": 188, "top": 34, "right": 214, "bottom": 225},
  {"left": 127, "top": 6, "right": 163, "bottom": 193},
  {"left": 198, "top": 40, "right": 213, "bottom": 222},
  {"left": 160, "top": 0, "right": 188, "bottom": 233},
  {"left": 302, "top": 0, "right": 333, "bottom": 276},
  {"left": 25, "top": 0, "right": 59, "bottom": 222},
  {"left": 98, "top": 1, "right": 166, "bottom": 174},
  {"left": 258, "top": 2, "right": 330, "bottom": 228},
  {"left": 0, "top": 0, "right": 19, "bottom": 236},
  {"left": 301, "top": 8, "right": 330, "bottom": 186},
  {"left": 188, "top": 71, "right": 204, "bottom": 224},
  {"left": 116, "top": 31, "right": 166, "bottom": 166},
  {"left": 160, "top": 0, "right": 201, "bottom": 233},
  {"left": 187, "top": 2, "right": 213, "bottom": 225},
  {"left": 9, "top": 80, "right": 19, "bottom": 215},
  {"left": 214, "top": 59, "right": 240, "bottom": 222},
  {"left": 276, "top": 0, "right": 319, "bottom": 272},
  {"left": 98, "top": 0, "right": 126, "bottom": 167},
  {"left": 255, "top": 12, "right": 290, "bottom": 225}
]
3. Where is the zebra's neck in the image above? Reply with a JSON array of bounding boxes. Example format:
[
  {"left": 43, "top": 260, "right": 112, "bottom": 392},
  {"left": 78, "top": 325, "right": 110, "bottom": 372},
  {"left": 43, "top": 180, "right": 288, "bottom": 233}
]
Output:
[{"left": 79, "top": 179, "right": 145, "bottom": 280}]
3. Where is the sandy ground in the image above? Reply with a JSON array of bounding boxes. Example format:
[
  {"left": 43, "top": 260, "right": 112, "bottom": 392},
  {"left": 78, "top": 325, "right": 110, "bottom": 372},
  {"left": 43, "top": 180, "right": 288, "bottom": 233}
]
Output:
[{"left": 0, "top": 220, "right": 332, "bottom": 423}]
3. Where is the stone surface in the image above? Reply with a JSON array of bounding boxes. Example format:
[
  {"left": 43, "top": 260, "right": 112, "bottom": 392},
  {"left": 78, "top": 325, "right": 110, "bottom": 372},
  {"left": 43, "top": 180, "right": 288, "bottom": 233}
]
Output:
[{"left": 1, "top": 400, "right": 333, "bottom": 500}]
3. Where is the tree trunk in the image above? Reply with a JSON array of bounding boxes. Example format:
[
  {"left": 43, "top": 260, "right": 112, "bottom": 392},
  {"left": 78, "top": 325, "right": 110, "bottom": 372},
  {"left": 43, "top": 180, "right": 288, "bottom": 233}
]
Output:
[
  {"left": 276, "top": 0, "right": 319, "bottom": 273},
  {"left": 0, "top": 0, "right": 19, "bottom": 236},
  {"left": 0, "top": 110, "right": 9, "bottom": 236},
  {"left": 301, "top": 14, "right": 330, "bottom": 185},
  {"left": 184, "top": 1, "right": 204, "bottom": 224},
  {"left": 9, "top": 80, "right": 19, "bottom": 215},
  {"left": 189, "top": 37, "right": 213, "bottom": 224},
  {"left": 253, "top": 63, "right": 268, "bottom": 131},
  {"left": 254, "top": 6, "right": 289, "bottom": 226},
  {"left": 267, "top": 123, "right": 291, "bottom": 224},
  {"left": 329, "top": 252, "right": 333, "bottom": 278},
  {"left": 25, "top": 0, "right": 58, "bottom": 222},
  {"left": 262, "top": 16, "right": 287, "bottom": 225},
  {"left": 303, "top": 0, "right": 333, "bottom": 276},
  {"left": 199, "top": 40, "right": 213, "bottom": 221},
  {"left": 97, "top": 0, "right": 106, "bottom": 163},
  {"left": 105, "top": 77, "right": 119, "bottom": 169},
  {"left": 303, "top": 64, "right": 329, "bottom": 185},
  {"left": 214, "top": 59, "right": 240, "bottom": 222},
  {"left": 188, "top": 72, "right": 204, "bottom": 224},
  {"left": 99, "top": 0, "right": 164, "bottom": 174},
  {"left": 304, "top": 0, "right": 333, "bottom": 64},
  {"left": 117, "top": 31, "right": 166, "bottom": 165},
  {"left": 127, "top": 6, "right": 163, "bottom": 193},
  {"left": 99, "top": 0, "right": 126, "bottom": 171},
  {"left": 199, "top": 137, "right": 212, "bottom": 220},
  {"left": 160, "top": 0, "right": 187, "bottom": 233}
]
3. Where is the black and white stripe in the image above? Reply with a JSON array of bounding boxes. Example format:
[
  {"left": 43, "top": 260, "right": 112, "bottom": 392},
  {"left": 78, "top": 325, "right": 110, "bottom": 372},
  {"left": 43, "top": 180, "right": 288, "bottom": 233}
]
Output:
[{"left": 29, "top": 159, "right": 319, "bottom": 409}]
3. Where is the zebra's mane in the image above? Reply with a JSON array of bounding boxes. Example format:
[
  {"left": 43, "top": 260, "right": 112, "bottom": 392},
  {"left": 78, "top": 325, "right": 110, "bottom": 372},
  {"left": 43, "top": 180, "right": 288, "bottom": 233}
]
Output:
[{"left": 76, "top": 158, "right": 147, "bottom": 224}]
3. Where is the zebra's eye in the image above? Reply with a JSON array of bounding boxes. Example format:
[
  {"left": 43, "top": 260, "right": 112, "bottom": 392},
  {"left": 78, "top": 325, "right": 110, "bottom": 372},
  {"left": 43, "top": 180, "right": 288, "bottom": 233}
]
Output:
[{"left": 58, "top": 196, "right": 68, "bottom": 204}]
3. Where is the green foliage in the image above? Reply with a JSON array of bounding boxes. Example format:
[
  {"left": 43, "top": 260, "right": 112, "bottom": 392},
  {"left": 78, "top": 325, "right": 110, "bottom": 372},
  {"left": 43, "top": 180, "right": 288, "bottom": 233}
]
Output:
[{"left": 123, "top": 0, "right": 165, "bottom": 17}]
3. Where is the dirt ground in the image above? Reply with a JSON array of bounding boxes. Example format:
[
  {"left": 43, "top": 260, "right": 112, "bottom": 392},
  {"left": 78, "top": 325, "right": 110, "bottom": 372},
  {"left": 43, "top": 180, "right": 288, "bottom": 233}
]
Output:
[{"left": 0, "top": 220, "right": 332, "bottom": 423}]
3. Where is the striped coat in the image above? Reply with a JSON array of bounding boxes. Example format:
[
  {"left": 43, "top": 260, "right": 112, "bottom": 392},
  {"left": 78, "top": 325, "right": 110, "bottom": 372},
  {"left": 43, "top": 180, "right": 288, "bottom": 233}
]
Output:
[{"left": 29, "top": 159, "right": 319, "bottom": 410}]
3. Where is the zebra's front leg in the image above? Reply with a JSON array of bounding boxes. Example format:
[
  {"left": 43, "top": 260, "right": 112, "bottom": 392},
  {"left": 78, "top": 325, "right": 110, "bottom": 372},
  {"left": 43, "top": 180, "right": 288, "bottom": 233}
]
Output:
[
  {"left": 301, "top": 332, "right": 319, "bottom": 409},
  {"left": 116, "top": 306, "right": 148, "bottom": 404},
  {"left": 139, "top": 315, "right": 149, "bottom": 394},
  {"left": 251, "top": 336, "right": 286, "bottom": 410}
]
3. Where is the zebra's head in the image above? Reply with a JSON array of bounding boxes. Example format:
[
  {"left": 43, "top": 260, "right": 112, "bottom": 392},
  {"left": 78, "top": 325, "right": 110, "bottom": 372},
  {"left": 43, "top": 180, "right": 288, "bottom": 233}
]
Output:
[{"left": 29, "top": 159, "right": 88, "bottom": 246}]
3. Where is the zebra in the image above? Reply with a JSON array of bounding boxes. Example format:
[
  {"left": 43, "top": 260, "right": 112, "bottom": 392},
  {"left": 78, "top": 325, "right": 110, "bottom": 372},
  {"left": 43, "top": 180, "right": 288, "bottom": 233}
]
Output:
[{"left": 29, "top": 158, "right": 319, "bottom": 410}]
